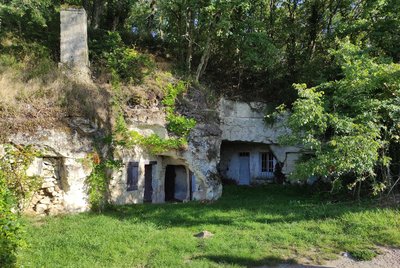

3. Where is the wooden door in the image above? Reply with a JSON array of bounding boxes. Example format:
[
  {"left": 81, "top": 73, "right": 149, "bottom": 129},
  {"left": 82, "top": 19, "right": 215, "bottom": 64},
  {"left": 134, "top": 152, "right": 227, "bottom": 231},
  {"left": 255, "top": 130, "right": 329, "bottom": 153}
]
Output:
[
  {"left": 144, "top": 164, "right": 153, "bottom": 203},
  {"left": 239, "top": 152, "right": 250, "bottom": 185}
]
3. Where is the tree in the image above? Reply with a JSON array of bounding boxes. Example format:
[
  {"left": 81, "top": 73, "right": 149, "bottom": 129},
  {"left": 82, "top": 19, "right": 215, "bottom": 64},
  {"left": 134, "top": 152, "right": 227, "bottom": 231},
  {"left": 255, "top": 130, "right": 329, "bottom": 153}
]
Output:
[{"left": 280, "top": 41, "right": 400, "bottom": 196}]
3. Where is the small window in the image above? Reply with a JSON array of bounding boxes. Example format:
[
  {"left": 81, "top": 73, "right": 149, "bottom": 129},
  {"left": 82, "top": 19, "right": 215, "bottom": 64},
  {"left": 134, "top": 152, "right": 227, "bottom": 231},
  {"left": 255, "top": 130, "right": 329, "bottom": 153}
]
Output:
[
  {"left": 261, "top": 152, "right": 274, "bottom": 173},
  {"left": 127, "top": 162, "right": 139, "bottom": 191},
  {"left": 239, "top": 152, "right": 250, "bottom": 157}
]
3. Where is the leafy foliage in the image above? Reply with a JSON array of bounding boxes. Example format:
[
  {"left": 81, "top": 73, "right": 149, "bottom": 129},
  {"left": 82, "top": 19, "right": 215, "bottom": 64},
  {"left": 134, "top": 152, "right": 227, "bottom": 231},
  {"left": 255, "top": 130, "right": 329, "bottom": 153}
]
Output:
[
  {"left": 0, "top": 36, "right": 56, "bottom": 80},
  {"left": 162, "top": 82, "right": 196, "bottom": 137},
  {"left": 0, "top": 173, "right": 23, "bottom": 268},
  {"left": 0, "top": 145, "right": 41, "bottom": 208},
  {"left": 0, "top": 145, "right": 40, "bottom": 267},
  {"left": 281, "top": 42, "right": 400, "bottom": 195},
  {"left": 1, "top": 0, "right": 400, "bottom": 102},
  {"left": 112, "top": 81, "right": 195, "bottom": 154},
  {"left": 113, "top": 112, "right": 189, "bottom": 155},
  {"left": 90, "top": 31, "right": 155, "bottom": 84},
  {"left": 85, "top": 152, "right": 122, "bottom": 212}
]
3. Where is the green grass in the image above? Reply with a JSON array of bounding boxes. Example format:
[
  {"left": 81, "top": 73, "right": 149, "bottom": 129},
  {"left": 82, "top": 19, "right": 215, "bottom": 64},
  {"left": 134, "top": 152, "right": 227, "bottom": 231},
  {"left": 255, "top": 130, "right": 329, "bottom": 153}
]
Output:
[{"left": 17, "top": 185, "right": 400, "bottom": 267}]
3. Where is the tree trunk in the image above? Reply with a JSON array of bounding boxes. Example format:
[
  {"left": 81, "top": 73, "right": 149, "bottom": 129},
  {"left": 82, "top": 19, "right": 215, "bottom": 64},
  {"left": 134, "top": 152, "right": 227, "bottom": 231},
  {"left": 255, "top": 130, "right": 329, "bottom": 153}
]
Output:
[
  {"left": 286, "top": 0, "right": 298, "bottom": 81},
  {"left": 92, "top": 0, "right": 104, "bottom": 29},
  {"left": 269, "top": 0, "right": 276, "bottom": 39},
  {"left": 185, "top": 7, "right": 193, "bottom": 74},
  {"left": 195, "top": 34, "right": 212, "bottom": 82}
]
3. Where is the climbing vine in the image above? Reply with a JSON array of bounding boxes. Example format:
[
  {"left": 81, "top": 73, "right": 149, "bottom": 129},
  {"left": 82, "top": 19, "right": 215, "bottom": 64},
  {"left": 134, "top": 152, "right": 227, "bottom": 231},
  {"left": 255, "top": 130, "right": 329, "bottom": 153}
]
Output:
[
  {"left": 162, "top": 82, "right": 197, "bottom": 137},
  {"left": 0, "top": 145, "right": 41, "bottom": 208},
  {"left": 0, "top": 144, "right": 40, "bottom": 267},
  {"left": 84, "top": 152, "right": 122, "bottom": 212},
  {"left": 113, "top": 82, "right": 196, "bottom": 154},
  {"left": 0, "top": 173, "right": 24, "bottom": 267}
]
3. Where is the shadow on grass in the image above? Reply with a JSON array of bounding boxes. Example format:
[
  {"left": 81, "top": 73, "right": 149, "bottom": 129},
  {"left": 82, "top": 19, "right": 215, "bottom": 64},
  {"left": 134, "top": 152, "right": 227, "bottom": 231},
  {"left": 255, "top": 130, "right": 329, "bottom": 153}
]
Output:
[
  {"left": 102, "top": 185, "right": 378, "bottom": 228},
  {"left": 192, "top": 254, "right": 331, "bottom": 268}
]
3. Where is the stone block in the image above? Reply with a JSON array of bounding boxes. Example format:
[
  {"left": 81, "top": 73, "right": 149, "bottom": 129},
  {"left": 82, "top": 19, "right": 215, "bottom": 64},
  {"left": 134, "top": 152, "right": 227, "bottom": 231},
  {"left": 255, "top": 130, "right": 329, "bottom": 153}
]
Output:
[
  {"left": 26, "top": 157, "right": 43, "bottom": 177},
  {"left": 36, "top": 204, "right": 48, "bottom": 214},
  {"left": 40, "top": 197, "right": 51, "bottom": 205},
  {"left": 42, "top": 181, "right": 55, "bottom": 188},
  {"left": 60, "top": 8, "right": 89, "bottom": 68}
]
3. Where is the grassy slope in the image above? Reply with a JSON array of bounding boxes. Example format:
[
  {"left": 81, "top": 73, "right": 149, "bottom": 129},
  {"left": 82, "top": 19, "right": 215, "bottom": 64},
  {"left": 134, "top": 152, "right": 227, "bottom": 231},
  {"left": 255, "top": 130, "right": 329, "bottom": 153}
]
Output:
[{"left": 18, "top": 185, "right": 400, "bottom": 267}]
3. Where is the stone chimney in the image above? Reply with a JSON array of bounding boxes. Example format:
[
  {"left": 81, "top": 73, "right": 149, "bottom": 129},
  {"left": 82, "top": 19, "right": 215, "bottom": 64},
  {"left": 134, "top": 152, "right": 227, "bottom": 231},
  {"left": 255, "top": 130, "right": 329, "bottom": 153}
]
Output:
[{"left": 60, "top": 8, "right": 89, "bottom": 74}]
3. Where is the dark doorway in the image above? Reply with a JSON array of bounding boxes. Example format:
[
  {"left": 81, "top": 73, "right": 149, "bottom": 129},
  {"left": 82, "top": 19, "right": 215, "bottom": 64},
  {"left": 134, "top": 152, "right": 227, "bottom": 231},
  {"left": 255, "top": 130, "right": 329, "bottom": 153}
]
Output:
[
  {"left": 165, "top": 165, "right": 176, "bottom": 201},
  {"left": 189, "top": 171, "right": 194, "bottom": 200},
  {"left": 144, "top": 164, "right": 153, "bottom": 203},
  {"left": 165, "top": 165, "right": 188, "bottom": 202}
]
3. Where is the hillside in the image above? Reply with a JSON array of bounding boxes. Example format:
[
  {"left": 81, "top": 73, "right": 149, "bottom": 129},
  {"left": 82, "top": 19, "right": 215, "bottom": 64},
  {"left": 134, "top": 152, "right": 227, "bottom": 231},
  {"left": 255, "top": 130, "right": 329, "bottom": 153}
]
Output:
[{"left": 1, "top": 2, "right": 400, "bottom": 267}]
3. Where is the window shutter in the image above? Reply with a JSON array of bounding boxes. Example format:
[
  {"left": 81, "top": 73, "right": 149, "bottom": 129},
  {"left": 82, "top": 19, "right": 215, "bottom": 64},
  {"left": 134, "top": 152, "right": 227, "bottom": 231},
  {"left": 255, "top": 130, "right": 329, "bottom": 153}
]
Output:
[{"left": 127, "top": 162, "right": 139, "bottom": 191}]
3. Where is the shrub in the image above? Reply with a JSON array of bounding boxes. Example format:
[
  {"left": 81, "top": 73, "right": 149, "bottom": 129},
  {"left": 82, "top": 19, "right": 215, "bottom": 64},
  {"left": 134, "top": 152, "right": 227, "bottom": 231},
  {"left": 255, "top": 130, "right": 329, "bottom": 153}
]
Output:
[
  {"left": 162, "top": 82, "right": 196, "bottom": 137},
  {"left": 166, "top": 113, "right": 196, "bottom": 137},
  {"left": 348, "top": 248, "right": 377, "bottom": 261},
  {"left": 0, "top": 171, "right": 23, "bottom": 268},
  {"left": 0, "top": 36, "right": 56, "bottom": 81},
  {"left": 0, "top": 145, "right": 41, "bottom": 208},
  {"left": 106, "top": 47, "right": 155, "bottom": 84},
  {"left": 85, "top": 153, "right": 122, "bottom": 212},
  {"left": 90, "top": 31, "right": 155, "bottom": 84},
  {"left": 279, "top": 42, "right": 400, "bottom": 196}
]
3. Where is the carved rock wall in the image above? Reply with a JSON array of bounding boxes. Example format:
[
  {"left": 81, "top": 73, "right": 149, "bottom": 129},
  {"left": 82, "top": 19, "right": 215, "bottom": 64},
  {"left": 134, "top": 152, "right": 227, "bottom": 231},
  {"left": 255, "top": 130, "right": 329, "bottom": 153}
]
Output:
[
  {"left": 218, "top": 98, "right": 301, "bottom": 175},
  {"left": 8, "top": 128, "right": 94, "bottom": 215}
]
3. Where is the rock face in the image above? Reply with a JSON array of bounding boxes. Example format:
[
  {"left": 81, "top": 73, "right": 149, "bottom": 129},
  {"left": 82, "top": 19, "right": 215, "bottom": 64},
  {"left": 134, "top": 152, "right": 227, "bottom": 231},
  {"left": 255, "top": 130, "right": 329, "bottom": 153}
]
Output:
[
  {"left": 8, "top": 128, "right": 93, "bottom": 215},
  {"left": 183, "top": 123, "right": 222, "bottom": 201},
  {"left": 1, "top": 8, "right": 304, "bottom": 215},
  {"left": 218, "top": 98, "right": 301, "bottom": 183},
  {"left": 4, "top": 97, "right": 302, "bottom": 215},
  {"left": 108, "top": 107, "right": 223, "bottom": 205},
  {"left": 219, "top": 98, "right": 289, "bottom": 144}
]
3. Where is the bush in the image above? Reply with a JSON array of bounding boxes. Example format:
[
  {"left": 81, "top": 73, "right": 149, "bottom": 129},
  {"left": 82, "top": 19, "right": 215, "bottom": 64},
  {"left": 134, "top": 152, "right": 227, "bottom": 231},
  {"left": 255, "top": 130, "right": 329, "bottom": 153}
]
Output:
[
  {"left": 166, "top": 113, "right": 196, "bottom": 137},
  {"left": 0, "top": 145, "right": 41, "bottom": 205},
  {"left": 85, "top": 153, "right": 122, "bottom": 212},
  {"left": 0, "top": 36, "right": 56, "bottom": 80},
  {"left": 348, "top": 248, "right": 377, "bottom": 261},
  {"left": 90, "top": 31, "right": 155, "bottom": 84},
  {"left": 279, "top": 42, "right": 400, "bottom": 196},
  {"left": 106, "top": 47, "right": 155, "bottom": 84},
  {"left": 0, "top": 172, "right": 23, "bottom": 268},
  {"left": 162, "top": 82, "right": 196, "bottom": 137}
]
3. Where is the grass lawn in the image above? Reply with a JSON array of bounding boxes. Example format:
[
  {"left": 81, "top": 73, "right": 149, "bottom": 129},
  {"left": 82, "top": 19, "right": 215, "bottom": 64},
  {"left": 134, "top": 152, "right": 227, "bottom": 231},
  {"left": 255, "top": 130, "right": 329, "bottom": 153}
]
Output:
[{"left": 18, "top": 185, "right": 400, "bottom": 267}]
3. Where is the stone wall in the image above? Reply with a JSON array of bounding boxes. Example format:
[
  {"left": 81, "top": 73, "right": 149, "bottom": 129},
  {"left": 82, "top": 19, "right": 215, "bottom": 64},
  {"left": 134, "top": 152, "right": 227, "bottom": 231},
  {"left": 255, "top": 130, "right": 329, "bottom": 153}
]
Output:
[
  {"left": 8, "top": 128, "right": 94, "bottom": 215},
  {"left": 26, "top": 158, "right": 65, "bottom": 216},
  {"left": 219, "top": 98, "right": 289, "bottom": 144}
]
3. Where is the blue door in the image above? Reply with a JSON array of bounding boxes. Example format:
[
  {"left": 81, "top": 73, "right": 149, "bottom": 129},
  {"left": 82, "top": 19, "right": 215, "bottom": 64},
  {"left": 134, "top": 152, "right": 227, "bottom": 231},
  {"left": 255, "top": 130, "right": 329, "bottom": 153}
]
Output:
[{"left": 239, "top": 152, "right": 250, "bottom": 185}]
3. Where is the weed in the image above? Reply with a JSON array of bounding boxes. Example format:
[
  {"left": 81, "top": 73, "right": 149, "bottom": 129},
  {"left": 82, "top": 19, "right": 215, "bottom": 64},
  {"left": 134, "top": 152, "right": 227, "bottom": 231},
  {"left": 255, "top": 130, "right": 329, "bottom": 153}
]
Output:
[{"left": 348, "top": 248, "right": 377, "bottom": 261}]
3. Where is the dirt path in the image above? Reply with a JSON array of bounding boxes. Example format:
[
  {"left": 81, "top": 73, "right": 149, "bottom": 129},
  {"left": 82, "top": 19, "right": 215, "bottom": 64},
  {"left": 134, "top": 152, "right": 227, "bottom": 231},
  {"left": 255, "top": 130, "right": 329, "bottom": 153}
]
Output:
[
  {"left": 324, "top": 247, "right": 400, "bottom": 268},
  {"left": 261, "top": 247, "right": 400, "bottom": 268}
]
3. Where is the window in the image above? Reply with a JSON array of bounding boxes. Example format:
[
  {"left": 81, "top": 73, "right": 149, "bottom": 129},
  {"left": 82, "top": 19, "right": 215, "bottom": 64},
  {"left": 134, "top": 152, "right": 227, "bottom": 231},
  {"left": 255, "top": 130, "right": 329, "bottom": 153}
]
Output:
[
  {"left": 127, "top": 162, "right": 139, "bottom": 191},
  {"left": 261, "top": 152, "right": 274, "bottom": 173},
  {"left": 239, "top": 152, "right": 250, "bottom": 157}
]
